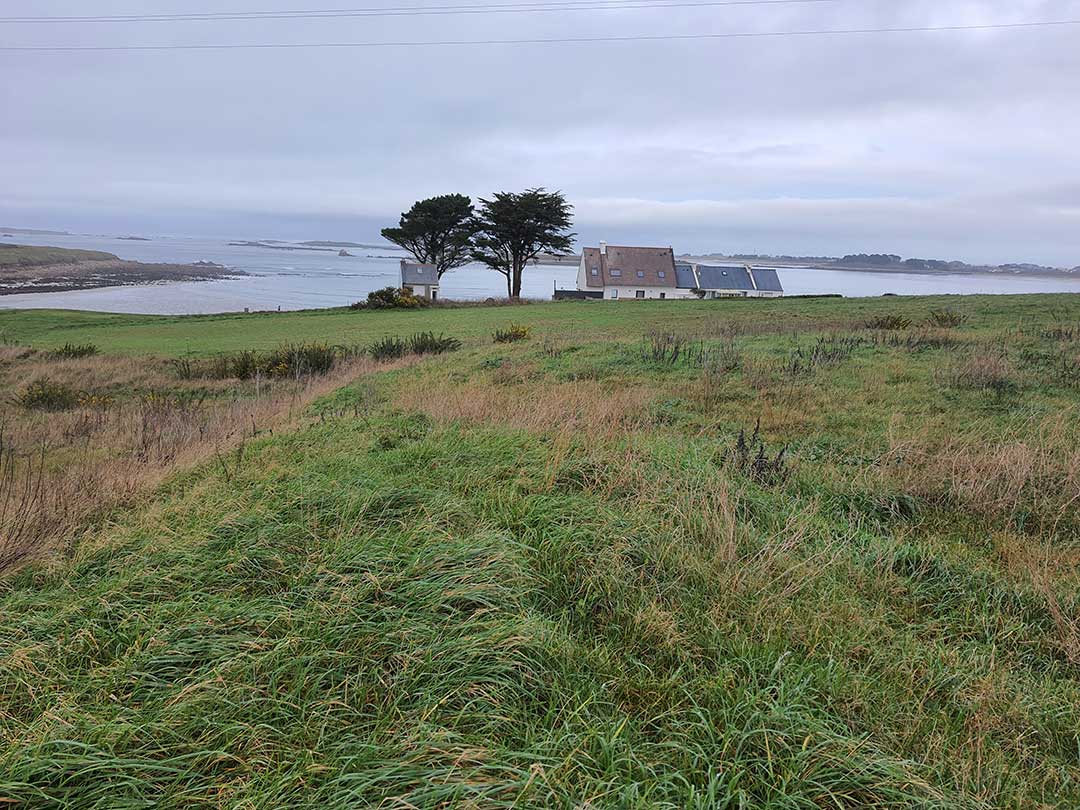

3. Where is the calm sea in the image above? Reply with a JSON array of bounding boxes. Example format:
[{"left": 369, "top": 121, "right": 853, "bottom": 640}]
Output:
[{"left": 2, "top": 233, "right": 1078, "bottom": 315}]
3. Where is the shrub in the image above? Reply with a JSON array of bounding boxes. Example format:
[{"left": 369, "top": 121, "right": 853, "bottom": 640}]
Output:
[
  {"left": 862, "top": 314, "right": 911, "bottom": 330},
  {"left": 266, "top": 342, "right": 338, "bottom": 377},
  {"left": 926, "top": 308, "right": 967, "bottom": 328},
  {"left": 49, "top": 342, "right": 99, "bottom": 359},
  {"left": 368, "top": 336, "right": 408, "bottom": 361},
  {"left": 351, "top": 287, "right": 427, "bottom": 310},
  {"left": 368, "top": 333, "right": 461, "bottom": 361},
  {"left": 14, "top": 378, "right": 81, "bottom": 411},
  {"left": 408, "top": 332, "right": 461, "bottom": 355},
  {"left": 492, "top": 324, "right": 531, "bottom": 343}
]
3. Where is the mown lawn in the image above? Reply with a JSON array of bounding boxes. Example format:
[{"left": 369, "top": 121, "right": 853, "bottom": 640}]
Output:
[{"left": 1, "top": 294, "right": 1079, "bottom": 808}]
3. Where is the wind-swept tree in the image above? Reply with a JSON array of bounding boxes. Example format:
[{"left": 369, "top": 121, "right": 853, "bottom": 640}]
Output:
[
  {"left": 381, "top": 194, "right": 475, "bottom": 278},
  {"left": 471, "top": 188, "right": 575, "bottom": 299}
]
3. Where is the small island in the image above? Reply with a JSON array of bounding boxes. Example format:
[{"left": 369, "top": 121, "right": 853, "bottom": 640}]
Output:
[{"left": 0, "top": 244, "right": 244, "bottom": 295}]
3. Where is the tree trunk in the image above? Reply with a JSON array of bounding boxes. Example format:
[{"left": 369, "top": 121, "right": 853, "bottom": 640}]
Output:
[
  {"left": 511, "top": 259, "right": 523, "bottom": 299},
  {"left": 505, "top": 270, "right": 513, "bottom": 298}
]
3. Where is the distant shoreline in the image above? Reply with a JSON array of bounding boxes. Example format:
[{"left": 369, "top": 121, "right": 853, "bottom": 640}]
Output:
[
  {"left": 686, "top": 255, "right": 1080, "bottom": 280},
  {"left": 0, "top": 244, "right": 243, "bottom": 295},
  {"left": 0, "top": 260, "right": 244, "bottom": 295}
]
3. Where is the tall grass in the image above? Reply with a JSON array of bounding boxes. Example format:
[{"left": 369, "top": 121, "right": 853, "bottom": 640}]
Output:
[
  {"left": 2, "top": 295, "right": 1080, "bottom": 807},
  {"left": 0, "top": 350, "right": 403, "bottom": 572}
]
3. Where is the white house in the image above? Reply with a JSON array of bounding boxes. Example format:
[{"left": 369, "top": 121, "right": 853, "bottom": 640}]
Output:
[
  {"left": 573, "top": 242, "right": 783, "bottom": 299},
  {"left": 400, "top": 260, "right": 440, "bottom": 301}
]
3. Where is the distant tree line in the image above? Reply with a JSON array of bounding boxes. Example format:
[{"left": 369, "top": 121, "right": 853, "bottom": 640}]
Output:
[
  {"left": 381, "top": 189, "right": 575, "bottom": 299},
  {"left": 839, "top": 254, "right": 959, "bottom": 271},
  {"left": 837, "top": 253, "right": 903, "bottom": 266}
]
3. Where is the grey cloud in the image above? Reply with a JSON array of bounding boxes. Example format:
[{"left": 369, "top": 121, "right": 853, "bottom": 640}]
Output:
[{"left": 2, "top": 0, "right": 1080, "bottom": 264}]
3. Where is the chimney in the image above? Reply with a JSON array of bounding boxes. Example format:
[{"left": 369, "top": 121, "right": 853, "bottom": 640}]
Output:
[{"left": 599, "top": 240, "right": 607, "bottom": 255}]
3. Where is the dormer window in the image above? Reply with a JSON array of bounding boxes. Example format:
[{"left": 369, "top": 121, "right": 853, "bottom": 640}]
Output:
[
  {"left": 610, "top": 269, "right": 622, "bottom": 277},
  {"left": 590, "top": 268, "right": 598, "bottom": 276},
  {"left": 636, "top": 271, "right": 645, "bottom": 278},
  {"left": 658, "top": 271, "right": 666, "bottom": 278}
]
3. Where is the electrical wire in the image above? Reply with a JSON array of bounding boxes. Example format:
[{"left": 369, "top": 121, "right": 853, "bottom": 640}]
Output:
[{"left": 2, "top": 19, "right": 1077, "bottom": 51}]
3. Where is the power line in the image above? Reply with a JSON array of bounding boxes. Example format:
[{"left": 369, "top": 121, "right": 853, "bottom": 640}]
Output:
[
  {"left": 0, "top": 0, "right": 844, "bottom": 24},
  {"left": 0, "top": 1, "right": 874, "bottom": 24},
  {"left": 2, "top": 19, "right": 1078, "bottom": 51}
]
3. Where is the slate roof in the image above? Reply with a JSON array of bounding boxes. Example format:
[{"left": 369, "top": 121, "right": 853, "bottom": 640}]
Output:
[
  {"left": 401, "top": 260, "right": 438, "bottom": 286},
  {"left": 750, "top": 268, "right": 784, "bottom": 292},
  {"left": 674, "top": 262, "right": 699, "bottom": 289},
  {"left": 695, "top": 264, "right": 754, "bottom": 291}
]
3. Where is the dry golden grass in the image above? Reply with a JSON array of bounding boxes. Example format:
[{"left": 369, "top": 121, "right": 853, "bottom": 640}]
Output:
[
  {"left": 0, "top": 351, "right": 402, "bottom": 572},
  {"left": 877, "top": 409, "right": 1080, "bottom": 533},
  {"left": 935, "top": 346, "right": 1016, "bottom": 392},
  {"left": 392, "top": 374, "right": 657, "bottom": 435}
]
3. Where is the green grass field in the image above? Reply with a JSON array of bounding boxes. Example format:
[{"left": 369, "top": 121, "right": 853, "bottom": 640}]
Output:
[
  {"left": 1, "top": 295, "right": 1079, "bottom": 808},
  {"left": 1, "top": 294, "right": 1074, "bottom": 355}
]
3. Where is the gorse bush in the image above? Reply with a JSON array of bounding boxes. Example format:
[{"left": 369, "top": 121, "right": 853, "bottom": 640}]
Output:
[
  {"left": 367, "top": 336, "right": 408, "bottom": 361},
  {"left": 351, "top": 286, "right": 428, "bottom": 310},
  {"left": 862, "top": 314, "right": 912, "bottom": 330},
  {"left": 368, "top": 333, "right": 461, "bottom": 362},
  {"left": 926, "top": 308, "right": 967, "bottom": 328},
  {"left": 49, "top": 343, "right": 100, "bottom": 360},
  {"left": 492, "top": 324, "right": 531, "bottom": 343},
  {"left": 14, "top": 378, "right": 81, "bottom": 411},
  {"left": 408, "top": 332, "right": 461, "bottom": 355}
]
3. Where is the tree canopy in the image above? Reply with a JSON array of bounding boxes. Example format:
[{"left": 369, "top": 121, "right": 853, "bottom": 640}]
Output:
[
  {"left": 471, "top": 188, "right": 575, "bottom": 299},
  {"left": 380, "top": 194, "right": 475, "bottom": 278}
]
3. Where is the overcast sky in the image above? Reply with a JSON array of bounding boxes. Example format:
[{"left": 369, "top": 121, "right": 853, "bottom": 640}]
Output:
[{"left": 3, "top": 0, "right": 1079, "bottom": 265}]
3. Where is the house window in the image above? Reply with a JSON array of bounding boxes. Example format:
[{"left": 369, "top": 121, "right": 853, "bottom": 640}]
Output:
[
  {"left": 610, "top": 269, "right": 622, "bottom": 277},
  {"left": 610, "top": 289, "right": 619, "bottom": 299},
  {"left": 636, "top": 290, "right": 645, "bottom": 299},
  {"left": 659, "top": 292, "right": 666, "bottom": 299},
  {"left": 636, "top": 271, "right": 645, "bottom": 278}
]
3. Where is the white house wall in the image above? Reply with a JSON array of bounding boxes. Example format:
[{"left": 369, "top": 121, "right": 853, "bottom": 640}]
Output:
[{"left": 603, "top": 286, "right": 696, "bottom": 300}]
